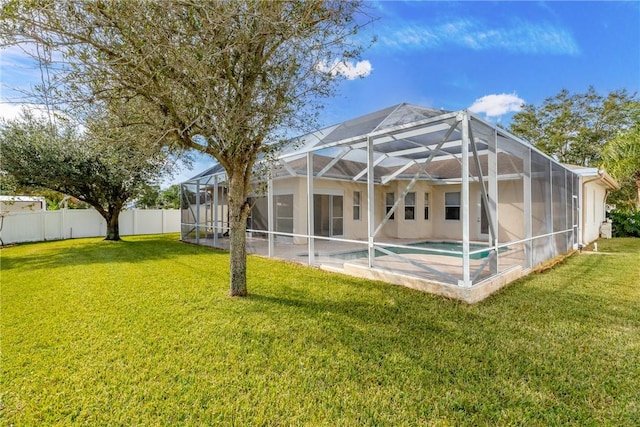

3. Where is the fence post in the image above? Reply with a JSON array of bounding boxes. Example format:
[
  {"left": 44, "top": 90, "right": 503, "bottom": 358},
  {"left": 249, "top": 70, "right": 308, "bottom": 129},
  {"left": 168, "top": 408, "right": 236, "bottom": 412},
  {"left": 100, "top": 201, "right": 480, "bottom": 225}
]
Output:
[
  {"left": 41, "top": 210, "right": 46, "bottom": 241},
  {"left": 61, "top": 208, "right": 66, "bottom": 240}
]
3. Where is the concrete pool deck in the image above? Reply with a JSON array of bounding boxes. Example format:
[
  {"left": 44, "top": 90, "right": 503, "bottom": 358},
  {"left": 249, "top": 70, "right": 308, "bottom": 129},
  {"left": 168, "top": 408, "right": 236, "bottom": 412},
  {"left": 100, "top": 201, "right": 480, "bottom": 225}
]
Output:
[{"left": 183, "top": 236, "right": 527, "bottom": 302}]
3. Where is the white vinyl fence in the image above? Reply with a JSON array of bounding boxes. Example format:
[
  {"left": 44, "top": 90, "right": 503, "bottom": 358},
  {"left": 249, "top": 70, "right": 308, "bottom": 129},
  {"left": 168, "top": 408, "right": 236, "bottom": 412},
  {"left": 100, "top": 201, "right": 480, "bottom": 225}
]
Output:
[{"left": 0, "top": 209, "right": 180, "bottom": 245}]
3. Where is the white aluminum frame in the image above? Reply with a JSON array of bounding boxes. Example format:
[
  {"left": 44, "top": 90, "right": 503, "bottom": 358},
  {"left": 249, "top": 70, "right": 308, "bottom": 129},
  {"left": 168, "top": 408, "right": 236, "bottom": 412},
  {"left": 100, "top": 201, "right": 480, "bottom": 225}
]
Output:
[{"left": 180, "top": 108, "right": 581, "bottom": 289}]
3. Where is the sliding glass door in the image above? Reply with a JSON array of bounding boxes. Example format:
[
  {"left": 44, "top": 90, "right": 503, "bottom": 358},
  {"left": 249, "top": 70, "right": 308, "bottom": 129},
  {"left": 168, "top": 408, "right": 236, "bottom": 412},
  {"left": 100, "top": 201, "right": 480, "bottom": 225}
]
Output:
[{"left": 313, "top": 194, "right": 343, "bottom": 237}]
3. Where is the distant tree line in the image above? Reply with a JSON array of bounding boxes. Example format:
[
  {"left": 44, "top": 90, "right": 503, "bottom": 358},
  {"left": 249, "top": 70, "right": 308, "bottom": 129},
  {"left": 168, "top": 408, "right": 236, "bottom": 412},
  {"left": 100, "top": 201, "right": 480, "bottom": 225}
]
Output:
[
  {"left": 134, "top": 185, "right": 181, "bottom": 210},
  {"left": 508, "top": 86, "right": 640, "bottom": 211}
]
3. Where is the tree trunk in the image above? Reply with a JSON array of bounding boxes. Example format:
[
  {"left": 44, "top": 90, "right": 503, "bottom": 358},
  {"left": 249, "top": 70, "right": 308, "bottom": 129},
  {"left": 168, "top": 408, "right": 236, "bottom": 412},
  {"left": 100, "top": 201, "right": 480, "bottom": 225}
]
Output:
[
  {"left": 228, "top": 173, "right": 251, "bottom": 296},
  {"left": 104, "top": 206, "right": 122, "bottom": 241}
]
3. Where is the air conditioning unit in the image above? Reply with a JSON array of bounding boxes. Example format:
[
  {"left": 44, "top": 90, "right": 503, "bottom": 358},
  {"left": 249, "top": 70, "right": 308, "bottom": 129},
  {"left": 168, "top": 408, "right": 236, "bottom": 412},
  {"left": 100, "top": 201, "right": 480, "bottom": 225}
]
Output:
[{"left": 600, "top": 221, "right": 612, "bottom": 239}]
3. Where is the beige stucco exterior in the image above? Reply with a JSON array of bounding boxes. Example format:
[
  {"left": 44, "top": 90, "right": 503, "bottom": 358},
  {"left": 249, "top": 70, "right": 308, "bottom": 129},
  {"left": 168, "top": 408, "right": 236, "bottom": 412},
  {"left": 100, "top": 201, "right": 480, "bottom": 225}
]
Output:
[
  {"left": 266, "top": 176, "right": 528, "bottom": 245},
  {"left": 576, "top": 169, "right": 618, "bottom": 244},
  {"left": 242, "top": 168, "right": 614, "bottom": 249},
  {"left": 582, "top": 180, "right": 608, "bottom": 243}
]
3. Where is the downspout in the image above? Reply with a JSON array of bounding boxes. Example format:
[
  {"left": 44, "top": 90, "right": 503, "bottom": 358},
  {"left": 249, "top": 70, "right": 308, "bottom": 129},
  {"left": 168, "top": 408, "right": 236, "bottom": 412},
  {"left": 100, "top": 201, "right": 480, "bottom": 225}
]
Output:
[
  {"left": 598, "top": 171, "right": 612, "bottom": 222},
  {"left": 595, "top": 169, "right": 619, "bottom": 219}
]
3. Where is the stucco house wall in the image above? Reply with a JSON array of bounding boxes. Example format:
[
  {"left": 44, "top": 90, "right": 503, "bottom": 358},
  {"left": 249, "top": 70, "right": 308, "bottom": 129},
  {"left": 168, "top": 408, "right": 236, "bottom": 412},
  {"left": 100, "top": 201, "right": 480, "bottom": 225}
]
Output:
[
  {"left": 581, "top": 176, "right": 612, "bottom": 244},
  {"left": 570, "top": 167, "right": 619, "bottom": 245},
  {"left": 497, "top": 179, "right": 525, "bottom": 243},
  {"left": 263, "top": 176, "right": 529, "bottom": 245}
]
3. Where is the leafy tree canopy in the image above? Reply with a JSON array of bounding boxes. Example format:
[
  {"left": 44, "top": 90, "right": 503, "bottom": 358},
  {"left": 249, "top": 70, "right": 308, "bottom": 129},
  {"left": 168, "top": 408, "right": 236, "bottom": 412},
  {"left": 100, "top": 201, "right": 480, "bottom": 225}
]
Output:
[
  {"left": 134, "top": 184, "right": 162, "bottom": 210},
  {"left": 509, "top": 87, "right": 639, "bottom": 167},
  {"left": 601, "top": 109, "right": 640, "bottom": 210},
  {"left": 158, "top": 185, "right": 181, "bottom": 210},
  {"left": 132, "top": 184, "right": 181, "bottom": 209},
  {"left": 0, "top": 0, "right": 372, "bottom": 295},
  {"left": 0, "top": 110, "right": 172, "bottom": 240}
]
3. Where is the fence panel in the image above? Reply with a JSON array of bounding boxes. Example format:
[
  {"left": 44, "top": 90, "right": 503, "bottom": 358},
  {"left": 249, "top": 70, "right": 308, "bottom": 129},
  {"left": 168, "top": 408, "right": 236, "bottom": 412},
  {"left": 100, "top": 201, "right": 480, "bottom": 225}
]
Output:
[
  {"left": 1, "top": 209, "right": 180, "bottom": 245},
  {"left": 119, "top": 211, "right": 134, "bottom": 236},
  {"left": 1, "top": 211, "right": 44, "bottom": 244},
  {"left": 64, "top": 209, "right": 105, "bottom": 239},
  {"left": 162, "top": 210, "right": 180, "bottom": 233},
  {"left": 44, "top": 211, "right": 64, "bottom": 241}
]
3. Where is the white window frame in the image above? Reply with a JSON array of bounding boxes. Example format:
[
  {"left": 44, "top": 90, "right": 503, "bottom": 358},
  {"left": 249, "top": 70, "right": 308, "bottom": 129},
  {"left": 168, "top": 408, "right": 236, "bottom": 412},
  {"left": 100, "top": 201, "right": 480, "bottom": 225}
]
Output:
[
  {"left": 445, "top": 191, "right": 461, "bottom": 221},
  {"left": 404, "top": 192, "right": 415, "bottom": 220},
  {"left": 424, "top": 192, "right": 430, "bottom": 220},
  {"left": 385, "top": 192, "right": 395, "bottom": 220}
]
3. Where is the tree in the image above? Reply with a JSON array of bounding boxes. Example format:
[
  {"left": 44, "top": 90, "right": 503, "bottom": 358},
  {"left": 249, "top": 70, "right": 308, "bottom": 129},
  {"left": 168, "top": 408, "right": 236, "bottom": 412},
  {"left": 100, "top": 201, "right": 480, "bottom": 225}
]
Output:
[
  {"left": 0, "top": 110, "right": 171, "bottom": 240},
  {"left": 509, "top": 87, "right": 639, "bottom": 166},
  {"left": 133, "top": 184, "right": 182, "bottom": 209},
  {"left": 158, "top": 185, "right": 181, "bottom": 210},
  {"left": 134, "top": 184, "right": 161, "bottom": 209},
  {"left": 601, "top": 120, "right": 640, "bottom": 210},
  {"left": 0, "top": 1, "right": 371, "bottom": 296}
]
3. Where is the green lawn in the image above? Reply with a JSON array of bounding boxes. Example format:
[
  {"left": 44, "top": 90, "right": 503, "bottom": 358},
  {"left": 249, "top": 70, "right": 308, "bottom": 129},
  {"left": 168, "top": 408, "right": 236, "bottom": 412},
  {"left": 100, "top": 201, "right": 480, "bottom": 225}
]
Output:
[{"left": 1, "top": 235, "right": 639, "bottom": 426}]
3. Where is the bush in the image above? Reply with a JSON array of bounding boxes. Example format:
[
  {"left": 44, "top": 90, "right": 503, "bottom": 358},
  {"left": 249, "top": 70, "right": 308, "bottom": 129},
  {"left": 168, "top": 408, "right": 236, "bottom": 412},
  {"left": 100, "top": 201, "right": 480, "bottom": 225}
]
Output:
[{"left": 608, "top": 209, "right": 640, "bottom": 237}]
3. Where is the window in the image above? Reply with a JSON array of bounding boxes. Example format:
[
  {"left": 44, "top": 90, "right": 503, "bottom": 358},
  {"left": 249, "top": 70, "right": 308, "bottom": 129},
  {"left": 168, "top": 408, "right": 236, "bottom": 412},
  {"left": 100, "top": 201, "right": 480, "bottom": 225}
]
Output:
[
  {"left": 332, "top": 195, "right": 343, "bottom": 236},
  {"left": 275, "top": 194, "right": 294, "bottom": 233},
  {"left": 314, "top": 194, "right": 343, "bottom": 236},
  {"left": 445, "top": 191, "right": 461, "bottom": 220},
  {"left": 424, "top": 192, "right": 430, "bottom": 220},
  {"left": 404, "top": 192, "right": 415, "bottom": 220},
  {"left": 353, "top": 191, "right": 361, "bottom": 220},
  {"left": 385, "top": 192, "right": 395, "bottom": 220}
]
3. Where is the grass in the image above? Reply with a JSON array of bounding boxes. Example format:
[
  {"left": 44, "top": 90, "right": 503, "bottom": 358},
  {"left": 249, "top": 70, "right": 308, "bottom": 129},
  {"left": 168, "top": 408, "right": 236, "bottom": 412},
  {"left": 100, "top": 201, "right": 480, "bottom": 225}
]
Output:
[{"left": 1, "top": 234, "right": 639, "bottom": 426}]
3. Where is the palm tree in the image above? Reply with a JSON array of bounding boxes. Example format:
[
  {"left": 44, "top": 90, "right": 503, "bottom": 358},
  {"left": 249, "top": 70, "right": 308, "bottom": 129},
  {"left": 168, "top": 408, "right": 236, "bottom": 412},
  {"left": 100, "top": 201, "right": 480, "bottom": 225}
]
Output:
[{"left": 601, "top": 122, "right": 640, "bottom": 210}]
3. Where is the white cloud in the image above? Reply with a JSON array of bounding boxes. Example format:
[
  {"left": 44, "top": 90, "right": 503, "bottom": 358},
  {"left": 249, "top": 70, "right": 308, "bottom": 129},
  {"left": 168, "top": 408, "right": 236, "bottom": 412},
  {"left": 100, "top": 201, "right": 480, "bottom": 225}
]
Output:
[
  {"left": 468, "top": 93, "right": 525, "bottom": 118},
  {"left": 0, "top": 103, "right": 24, "bottom": 121},
  {"left": 0, "top": 102, "right": 35, "bottom": 121},
  {"left": 0, "top": 102, "right": 56, "bottom": 122},
  {"left": 316, "top": 59, "right": 372, "bottom": 80},
  {"left": 379, "top": 19, "right": 580, "bottom": 56}
]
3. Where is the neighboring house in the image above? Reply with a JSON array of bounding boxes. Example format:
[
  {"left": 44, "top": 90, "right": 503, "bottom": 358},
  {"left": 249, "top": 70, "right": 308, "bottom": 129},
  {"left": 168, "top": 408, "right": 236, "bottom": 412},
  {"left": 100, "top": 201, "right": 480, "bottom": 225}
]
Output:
[
  {"left": 0, "top": 196, "right": 46, "bottom": 213},
  {"left": 180, "top": 103, "right": 614, "bottom": 302},
  {"left": 568, "top": 166, "right": 619, "bottom": 244}
]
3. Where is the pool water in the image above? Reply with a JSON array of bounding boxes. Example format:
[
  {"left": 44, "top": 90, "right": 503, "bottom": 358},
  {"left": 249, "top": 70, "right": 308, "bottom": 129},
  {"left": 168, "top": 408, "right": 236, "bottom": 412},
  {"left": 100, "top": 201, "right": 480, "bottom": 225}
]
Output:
[{"left": 327, "top": 241, "right": 495, "bottom": 260}]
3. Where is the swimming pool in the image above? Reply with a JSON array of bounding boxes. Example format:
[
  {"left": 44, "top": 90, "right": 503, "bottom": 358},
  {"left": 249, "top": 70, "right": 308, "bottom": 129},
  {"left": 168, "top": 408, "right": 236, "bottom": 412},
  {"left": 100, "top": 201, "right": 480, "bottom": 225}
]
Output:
[{"left": 327, "top": 241, "right": 496, "bottom": 260}]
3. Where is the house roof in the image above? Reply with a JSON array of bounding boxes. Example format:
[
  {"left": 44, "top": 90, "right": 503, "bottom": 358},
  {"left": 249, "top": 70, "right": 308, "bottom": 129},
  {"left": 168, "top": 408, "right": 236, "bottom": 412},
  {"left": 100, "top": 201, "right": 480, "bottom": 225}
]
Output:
[
  {"left": 274, "top": 154, "right": 398, "bottom": 182},
  {"left": 186, "top": 103, "right": 455, "bottom": 182},
  {"left": 0, "top": 195, "right": 46, "bottom": 203},
  {"left": 183, "top": 102, "right": 576, "bottom": 185},
  {"left": 567, "top": 166, "right": 620, "bottom": 190},
  {"left": 314, "top": 103, "right": 449, "bottom": 146}
]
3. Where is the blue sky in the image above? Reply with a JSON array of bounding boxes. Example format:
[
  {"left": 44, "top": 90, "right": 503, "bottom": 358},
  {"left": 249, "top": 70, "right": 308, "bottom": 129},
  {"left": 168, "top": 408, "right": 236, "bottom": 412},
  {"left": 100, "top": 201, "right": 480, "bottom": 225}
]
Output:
[
  {"left": 1, "top": 1, "right": 639, "bottom": 184},
  {"left": 323, "top": 1, "right": 639, "bottom": 126}
]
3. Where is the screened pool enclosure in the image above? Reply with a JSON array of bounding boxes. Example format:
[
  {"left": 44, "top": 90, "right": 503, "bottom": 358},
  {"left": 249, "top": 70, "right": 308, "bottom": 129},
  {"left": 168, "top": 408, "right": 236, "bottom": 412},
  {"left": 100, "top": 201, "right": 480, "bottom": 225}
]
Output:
[{"left": 181, "top": 104, "right": 580, "bottom": 301}]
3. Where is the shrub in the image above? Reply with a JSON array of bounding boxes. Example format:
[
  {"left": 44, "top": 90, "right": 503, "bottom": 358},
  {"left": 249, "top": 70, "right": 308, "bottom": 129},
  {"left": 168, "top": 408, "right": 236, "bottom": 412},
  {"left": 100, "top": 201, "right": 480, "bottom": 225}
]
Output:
[{"left": 608, "top": 209, "right": 640, "bottom": 237}]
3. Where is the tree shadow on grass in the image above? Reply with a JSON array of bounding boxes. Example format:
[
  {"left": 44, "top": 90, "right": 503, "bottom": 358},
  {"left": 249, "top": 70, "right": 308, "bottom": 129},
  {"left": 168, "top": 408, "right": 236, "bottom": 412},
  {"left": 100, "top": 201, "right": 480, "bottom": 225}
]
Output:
[
  {"left": 243, "top": 273, "right": 639, "bottom": 411},
  {"left": 0, "top": 237, "right": 228, "bottom": 271},
  {"left": 247, "top": 290, "right": 455, "bottom": 340},
  {"left": 247, "top": 257, "right": 639, "bottom": 352}
]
